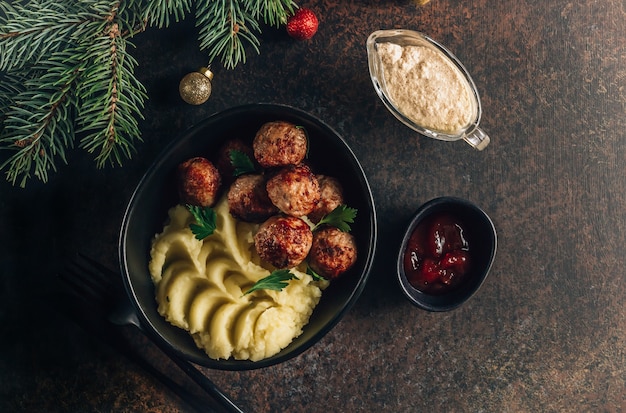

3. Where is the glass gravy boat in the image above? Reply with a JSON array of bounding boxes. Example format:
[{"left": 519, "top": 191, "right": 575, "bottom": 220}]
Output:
[{"left": 367, "top": 29, "right": 490, "bottom": 150}]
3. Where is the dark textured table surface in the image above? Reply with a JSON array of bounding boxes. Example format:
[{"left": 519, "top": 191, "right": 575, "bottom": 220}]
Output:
[{"left": 2, "top": 0, "right": 625, "bottom": 412}]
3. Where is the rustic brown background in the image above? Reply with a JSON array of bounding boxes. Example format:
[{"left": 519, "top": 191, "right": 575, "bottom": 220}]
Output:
[{"left": 1, "top": 0, "right": 625, "bottom": 411}]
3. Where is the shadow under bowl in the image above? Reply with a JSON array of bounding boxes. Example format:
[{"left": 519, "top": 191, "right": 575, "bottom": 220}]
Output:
[
  {"left": 396, "top": 197, "right": 496, "bottom": 312},
  {"left": 119, "top": 103, "right": 377, "bottom": 370}
]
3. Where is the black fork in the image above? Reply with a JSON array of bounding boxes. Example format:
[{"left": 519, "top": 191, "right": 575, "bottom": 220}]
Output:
[{"left": 56, "top": 253, "right": 245, "bottom": 413}]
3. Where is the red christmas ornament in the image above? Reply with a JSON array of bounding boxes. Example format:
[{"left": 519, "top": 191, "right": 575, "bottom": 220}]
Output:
[{"left": 286, "top": 8, "right": 319, "bottom": 40}]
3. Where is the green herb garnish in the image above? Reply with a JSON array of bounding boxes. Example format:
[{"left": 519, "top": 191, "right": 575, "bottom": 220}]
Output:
[
  {"left": 312, "top": 204, "right": 358, "bottom": 232},
  {"left": 306, "top": 265, "right": 327, "bottom": 282},
  {"left": 187, "top": 205, "right": 217, "bottom": 240},
  {"left": 243, "top": 269, "right": 299, "bottom": 296},
  {"left": 295, "top": 125, "right": 310, "bottom": 158},
  {"left": 229, "top": 149, "right": 257, "bottom": 177}
]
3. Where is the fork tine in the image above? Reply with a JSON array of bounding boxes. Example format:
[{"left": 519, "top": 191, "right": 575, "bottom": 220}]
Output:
[
  {"left": 57, "top": 253, "right": 119, "bottom": 313},
  {"left": 75, "top": 253, "right": 123, "bottom": 294},
  {"left": 76, "top": 252, "right": 124, "bottom": 289}
]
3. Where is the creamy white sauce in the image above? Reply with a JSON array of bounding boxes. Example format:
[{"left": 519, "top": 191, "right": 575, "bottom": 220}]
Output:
[{"left": 377, "top": 42, "right": 476, "bottom": 134}]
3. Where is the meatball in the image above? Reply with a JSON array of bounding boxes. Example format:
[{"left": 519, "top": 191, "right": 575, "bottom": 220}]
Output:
[
  {"left": 266, "top": 163, "right": 320, "bottom": 217},
  {"left": 227, "top": 174, "right": 278, "bottom": 223},
  {"left": 253, "top": 121, "right": 308, "bottom": 168},
  {"left": 308, "top": 227, "right": 357, "bottom": 279},
  {"left": 177, "top": 157, "right": 221, "bottom": 207},
  {"left": 308, "top": 175, "right": 345, "bottom": 223},
  {"left": 216, "top": 138, "right": 255, "bottom": 185},
  {"left": 254, "top": 215, "right": 313, "bottom": 269}
]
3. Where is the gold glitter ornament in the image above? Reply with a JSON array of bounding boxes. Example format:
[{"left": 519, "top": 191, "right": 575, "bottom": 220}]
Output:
[{"left": 179, "top": 67, "right": 214, "bottom": 105}]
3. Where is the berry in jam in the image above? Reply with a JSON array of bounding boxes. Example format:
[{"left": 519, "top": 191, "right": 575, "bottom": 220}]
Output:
[{"left": 403, "top": 212, "right": 471, "bottom": 294}]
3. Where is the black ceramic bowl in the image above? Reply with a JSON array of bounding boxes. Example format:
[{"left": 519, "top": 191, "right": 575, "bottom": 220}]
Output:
[
  {"left": 397, "top": 197, "right": 496, "bottom": 311},
  {"left": 119, "top": 104, "right": 377, "bottom": 370}
]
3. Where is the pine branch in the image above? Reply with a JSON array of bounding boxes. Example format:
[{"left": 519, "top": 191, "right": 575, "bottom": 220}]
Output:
[
  {"left": 140, "top": 0, "right": 192, "bottom": 28},
  {"left": 0, "top": 1, "right": 100, "bottom": 71},
  {"left": 75, "top": 20, "right": 147, "bottom": 168},
  {"left": 244, "top": 0, "right": 295, "bottom": 27},
  {"left": 196, "top": 0, "right": 261, "bottom": 70},
  {"left": 0, "top": 73, "right": 25, "bottom": 132},
  {"left": 0, "top": 55, "right": 81, "bottom": 186},
  {"left": 0, "top": 0, "right": 300, "bottom": 186},
  {"left": 0, "top": 0, "right": 148, "bottom": 186}
]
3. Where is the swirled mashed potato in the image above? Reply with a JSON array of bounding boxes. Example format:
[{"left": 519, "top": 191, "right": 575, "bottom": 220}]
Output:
[{"left": 149, "top": 196, "right": 328, "bottom": 361}]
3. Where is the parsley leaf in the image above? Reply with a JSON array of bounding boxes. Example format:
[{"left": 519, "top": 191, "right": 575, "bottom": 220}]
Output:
[
  {"left": 312, "top": 204, "right": 358, "bottom": 232},
  {"left": 295, "top": 125, "right": 310, "bottom": 158},
  {"left": 229, "top": 149, "right": 256, "bottom": 177},
  {"left": 306, "top": 265, "right": 327, "bottom": 281},
  {"left": 243, "top": 269, "right": 299, "bottom": 296},
  {"left": 187, "top": 205, "right": 217, "bottom": 240}
]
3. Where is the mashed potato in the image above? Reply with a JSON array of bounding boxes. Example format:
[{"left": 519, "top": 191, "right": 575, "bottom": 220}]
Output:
[{"left": 149, "top": 196, "right": 328, "bottom": 361}]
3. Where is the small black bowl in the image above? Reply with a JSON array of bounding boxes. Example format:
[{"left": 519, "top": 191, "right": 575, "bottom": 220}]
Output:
[{"left": 397, "top": 197, "right": 497, "bottom": 311}]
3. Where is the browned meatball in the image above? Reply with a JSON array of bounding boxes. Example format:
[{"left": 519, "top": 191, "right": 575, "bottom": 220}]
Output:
[
  {"left": 227, "top": 174, "right": 278, "bottom": 223},
  {"left": 254, "top": 215, "right": 313, "bottom": 269},
  {"left": 308, "top": 175, "right": 345, "bottom": 223},
  {"left": 253, "top": 121, "right": 308, "bottom": 168},
  {"left": 308, "top": 227, "right": 357, "bottom": 279},
  {"left": 216, "top": 138, "right": 255, "bottom": 185},
  {"left": 177, "top": 157, "right": 221, "bottom": 207},
  {"left": 266, "top": 164, "right": 320, "bottom": 217}
]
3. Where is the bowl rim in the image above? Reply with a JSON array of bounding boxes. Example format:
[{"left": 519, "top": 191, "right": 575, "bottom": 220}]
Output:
[
  {"left": 366, "top": 29, "right": 483, "bottom": 141},
  {"left": 396, "top": 196, "right": 497, "bottom": 311},
  {"left": 118, "top": 103, "right": 378, "bottom": 369}
]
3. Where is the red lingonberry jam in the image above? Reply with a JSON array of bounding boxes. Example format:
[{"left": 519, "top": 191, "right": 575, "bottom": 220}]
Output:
[{"left": 403, "top": 212, "right": 471, "bottom": 294}]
